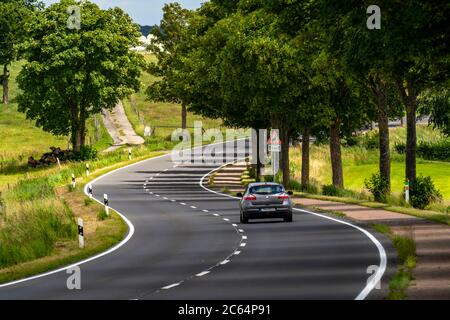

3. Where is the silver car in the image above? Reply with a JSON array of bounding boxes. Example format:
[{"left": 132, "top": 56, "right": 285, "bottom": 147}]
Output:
[{"left": 237, "top": 183, "right": 293, "bottom": 224}]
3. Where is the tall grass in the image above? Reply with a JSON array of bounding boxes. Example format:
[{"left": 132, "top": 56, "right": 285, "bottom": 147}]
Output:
[
  {"left": 0, "top": 145, "right": 163, "bottom": 269},
  {"left": 0, "top": 199, "right": 76, "bottom": 267}
]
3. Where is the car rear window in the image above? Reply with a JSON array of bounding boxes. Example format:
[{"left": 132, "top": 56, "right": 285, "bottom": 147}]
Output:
[{"left": 249, "top": 185, "right": 284, "bottom": 195}]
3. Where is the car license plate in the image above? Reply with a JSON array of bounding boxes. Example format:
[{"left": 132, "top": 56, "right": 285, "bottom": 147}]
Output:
[{"left": 261, "top": 208, "right": 276, "bottom": 212}]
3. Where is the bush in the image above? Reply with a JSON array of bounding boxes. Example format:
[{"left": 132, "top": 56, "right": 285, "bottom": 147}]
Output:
[
  {"left": 394, "top": 143, "right": 407, "bottom": 154},
  {"left": 410, "top": 175, "right": 442, "bottom": 209},
  {"left": 71, "top": 146, "right": 98, "bottom": 161},
  {"left": 360, "top": 131, "right": 379, "bottom": 149},
  {"left": 322, "top": 185, "right": 344, "bottom": 197},
  {"left": 364, "top": 173, "right": 389, "bottom": 202},
  {"left": 416, "top": 141, "right": 450, "bottom": 161},
  {"left": 344, "top": 136, "right": 359, "bottom": 147},
  {"left": 395, "top": 141, "right": 450, "bottom": 161}
]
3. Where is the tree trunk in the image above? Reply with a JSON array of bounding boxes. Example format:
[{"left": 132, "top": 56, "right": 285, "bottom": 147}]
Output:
[
  {"left": 181, "top": 102, "right": 187, "bottom": 130},
  {"left": 80, "top": 115, "right": 87, "bottom": 148},
  {"left": 301, "top": 127, "right": 310, "bottom": 188},
  {"left": 376, "top": 88, "right": 391, "bottom": 192},
  {"left": 280, "top": 125, "right": 290, "bottom": 187},
  {"left": 330, "top": 120, "right": 344, "bottom": 188},
  {"left": 396, "top": 78, "right": 417, "bottom": 184},
  {"left": 70, "top": 104, "right": 82, "bottom": 152},
  {"left": 2, "top": 64, "right": 9, "bottom": 105},
  {"left": 405, "top": 101, "right": 417, "bottom": 184},
  {"left": 255, "top": 129, "right": 261, "bottom": 182}
]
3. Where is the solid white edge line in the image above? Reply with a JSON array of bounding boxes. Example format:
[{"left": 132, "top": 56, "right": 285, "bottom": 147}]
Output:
[
  {"left": 0, "top": 152, "right": 170, "bottom": 289},
  {"left": 198, "top": 158, "right": 387, "bottom": 301},
  {"left": 0, "top": 139, "right": 248, "bottom": 289}
]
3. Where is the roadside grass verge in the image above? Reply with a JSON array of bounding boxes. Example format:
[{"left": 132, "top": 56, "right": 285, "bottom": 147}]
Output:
[
  {"left": 0, "top": 61, "right": 113, "bottom": 187},
  {"left": 372, "top": 224, "right": 417, "bottom": 300},
  {"left": 290, "top": 126, "right": 450, "bottom": 201},
  {"left": 0, "top": 148, "right": 165, "bottom": 284},
  {"left": 293, "top": 192, "right": 450, "bottom": 226}
]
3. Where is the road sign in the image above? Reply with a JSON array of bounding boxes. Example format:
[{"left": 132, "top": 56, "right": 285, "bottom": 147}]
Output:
[
  {"left": 269, "top": 144, "right": 281, "bottom": 152},
  {"left": 268, "top": 130, "right": 281, "bottom": 153}
]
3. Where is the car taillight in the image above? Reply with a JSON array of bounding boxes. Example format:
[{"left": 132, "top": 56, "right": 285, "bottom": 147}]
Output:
[
  {"left": 244, "top": 195, "right": 257, "bottom": 201},
  {"left": 278, "top": 195, "right": 290, "bottom": 200}
]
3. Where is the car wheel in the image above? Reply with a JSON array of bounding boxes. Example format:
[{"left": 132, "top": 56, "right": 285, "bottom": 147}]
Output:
[
  {"left": 284, "top": 213, "right": 293, "bottom": 223},
  {"left": 241, "top": 211, "right": 249, "bottom": 224}
]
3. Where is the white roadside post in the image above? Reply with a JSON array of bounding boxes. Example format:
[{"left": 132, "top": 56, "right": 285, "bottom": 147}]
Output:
[
  {"left": 56, "top": 157, "right": 61, "bottom": 169},
  {"left": 405, "top": 179, "right": 410, "bottom": 204},
  {"left": 86, "top": 163, "right": 90, "bottom": 176},
  {"left": 128, "top": 149, "right": 132, "bottom": 160},
  {"left": 78, "top": 218, "right": 84, "bottom": 249},
  {"left": 87, "top": 184, "right": 93, "bottom": 198},
  {"left": 104, "top": 193, "right": 109, "bottom": 216},
  {"left": 144, "top": 126, "right": 151, "bottom": 137},
  {"left": 268, "top": 130, "right": 281, "bottom": 181},
  {"left": 71, "top": 173, "right": 76, "bottom": 189}
]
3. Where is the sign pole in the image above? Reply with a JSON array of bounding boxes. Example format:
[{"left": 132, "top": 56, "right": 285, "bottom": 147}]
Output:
[{"left": 405, "top": 179, "right": 410, "bottom": 204}]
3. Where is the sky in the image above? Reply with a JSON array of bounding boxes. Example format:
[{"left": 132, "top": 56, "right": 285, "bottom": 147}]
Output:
[{"left": 42, "top": 0, "right": 204, "bottom": 25}]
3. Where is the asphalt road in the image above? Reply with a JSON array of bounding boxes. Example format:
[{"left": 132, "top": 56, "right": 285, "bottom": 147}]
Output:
[{"left": 0, "top": 140, "right": 396, "bottom": 300}]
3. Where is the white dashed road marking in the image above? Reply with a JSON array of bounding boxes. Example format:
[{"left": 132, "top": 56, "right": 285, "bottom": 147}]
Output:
[
  {"left": 196, "top": 271, "right": 210, "bottom": 277},
  {"left": 144, "top": 164, "right": 248, "bottom": 293},
  {"left": 162, "top": 283, "right": 181, "bottom": 290}
]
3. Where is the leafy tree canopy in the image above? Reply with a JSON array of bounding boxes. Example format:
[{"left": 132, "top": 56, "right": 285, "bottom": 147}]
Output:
[{"left": 17, "top": 0, "right": 145, "bottom": 151}]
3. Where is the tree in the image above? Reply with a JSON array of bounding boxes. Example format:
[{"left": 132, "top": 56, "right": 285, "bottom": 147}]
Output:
[
  {"left": 315, "top": 2, "right": 402, "bottom": 192},
  {"left": 179, "top": 2, "right": 271, "bottom": 180},
  {"left": 419, "top": 88, "right": 450, "bottom": 136},
  {"left": 328, "top": 0, "right": 449, "bottom": 185},
  {"left": 147, "top": 3, "right": 193, "bottom": 130},
  {"left": 17, "top": 0, "right": 144, "bottom": 152},
  {"left": 0, "top": 0, "right": 40, "bottom": 104}
]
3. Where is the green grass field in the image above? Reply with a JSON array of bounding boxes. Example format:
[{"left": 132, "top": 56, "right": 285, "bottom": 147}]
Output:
[
  {"left": 0, "top": 61, "right": 113, "bottom": 187},
  {"left": 291, "top": 126, "right": 450, "bottom": 201},
  {"left": 0, "top": 62, "right": 68, "bottom": 163}
]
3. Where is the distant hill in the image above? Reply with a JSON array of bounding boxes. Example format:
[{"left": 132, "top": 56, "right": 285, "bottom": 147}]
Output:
[{"left": 140, "top": 25, "right": 154, "bottom": 37}]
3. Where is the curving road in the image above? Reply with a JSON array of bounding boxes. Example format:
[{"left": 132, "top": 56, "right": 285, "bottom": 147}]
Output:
[{"left": 0, "top": 140, "right": 396, "bottom": 300}]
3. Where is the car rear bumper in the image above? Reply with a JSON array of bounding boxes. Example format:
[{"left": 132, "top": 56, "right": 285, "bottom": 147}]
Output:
[{"left": 243, "top": 208, "right": 292, "bottom": 219}]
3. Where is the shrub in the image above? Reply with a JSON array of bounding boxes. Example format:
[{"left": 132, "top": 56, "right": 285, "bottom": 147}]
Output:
[
  {"left": 364, "top": 173, "right": 390, "bottom": 202},
  {"left": 394, "top": 143, "right": 407, "bottom": 154},
  {"left": 395, "top": 141, "right": 450, "bottom": 161},
  {"left": 344, "top": 136, "right": 358, "bottom": 147},
  {"left": 360, "top": 131, "right": 379, "bottom": 149},
  {"left": 416, "top": 141, "right": 450, "bottom": 161},
  {"left": 71, "top": 146, "right": 98, "bottom": 161},
  {"left": 410, "top": 175, "right": 442, "bottom": 209},
  {"left": 322, "top": 185, "right": 342, "bottom": 197}
]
